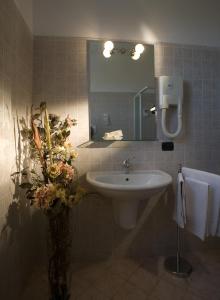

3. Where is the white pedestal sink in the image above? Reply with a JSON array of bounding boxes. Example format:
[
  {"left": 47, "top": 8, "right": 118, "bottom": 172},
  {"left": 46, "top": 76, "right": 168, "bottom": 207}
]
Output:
[{"left": 86, "top": 170, "right": 172, "bottom": 229}]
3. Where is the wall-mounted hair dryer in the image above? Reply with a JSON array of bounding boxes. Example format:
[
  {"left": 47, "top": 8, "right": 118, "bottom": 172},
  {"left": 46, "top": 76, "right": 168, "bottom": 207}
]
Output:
[{"left": 158, "top": 76, "right": 183, "bottom": 139}]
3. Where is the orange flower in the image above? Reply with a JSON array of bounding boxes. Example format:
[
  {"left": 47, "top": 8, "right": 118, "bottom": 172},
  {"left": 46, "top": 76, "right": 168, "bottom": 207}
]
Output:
[{"left": 60, "top": 162, "right": 75, "bottom": 182}]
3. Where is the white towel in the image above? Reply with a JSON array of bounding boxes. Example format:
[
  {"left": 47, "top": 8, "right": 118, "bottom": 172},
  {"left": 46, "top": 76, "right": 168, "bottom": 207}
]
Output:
[
  {"left": 185, "top": 177, "right": 210, "bottom": 241},
  {"left": 174, "top": 173, "right": 186, "bottom": 228},
  {"left": 182, "top": 167, "right": 220, "bottom": 236},
  {"left": 103, "top": 130, "right": 123, "bottom": 140}
]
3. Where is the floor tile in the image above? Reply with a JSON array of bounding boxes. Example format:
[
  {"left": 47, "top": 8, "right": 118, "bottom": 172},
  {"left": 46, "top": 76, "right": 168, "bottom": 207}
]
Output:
[
  {"left": 148, "top": 279, "right": 187, "bottom": 300},
  {"left": 183, "top": 291, "right": 207, "bottom": 300},
  {"left": 72, "top": 261, "right": 110, "bottom": 283},
  {"left": 94, "top": 272, "right": 126, "bottom": 298},
  {"left": 76, "top": 286, "right": 110, "bottom": 300},
  {"left": 160, "top": 269, "right": 190, "bottom": 289},
  {"left": 187, "top": 266, "right": 220, "bottom": 299},
  {"left": 112, "top": 282, "right": 147, "bottom": 300},
  {"left": 70, "top": 278, "right": 91, "bottom": 299},
  {"left": 128, "top": 266, "right": 158, "bottom": 295},
  {"left": 141, "top": 256, "right": 164, "bottom": 277},
  {"left": 106, "top": 258, "right": 140, "bottom": 280}
]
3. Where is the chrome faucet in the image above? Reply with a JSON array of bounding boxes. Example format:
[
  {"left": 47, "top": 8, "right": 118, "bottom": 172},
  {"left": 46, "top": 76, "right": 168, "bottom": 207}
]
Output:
[{"left": 122, "top": 159, "right": 131, "bottom": 174}]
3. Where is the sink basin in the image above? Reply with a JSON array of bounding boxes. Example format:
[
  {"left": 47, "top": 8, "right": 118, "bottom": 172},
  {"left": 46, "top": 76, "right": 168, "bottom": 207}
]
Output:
[{"left": 86, "top": 170, "right": 172, "bottom": 229}]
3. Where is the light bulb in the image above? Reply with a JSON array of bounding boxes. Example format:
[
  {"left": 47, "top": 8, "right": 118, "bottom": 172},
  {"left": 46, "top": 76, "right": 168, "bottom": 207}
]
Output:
[
  {"left": 131, "top": 52, "right": 140, "bottom": 60},
  {"left": 103, "top": 49, "right": 111, "bottom": 58},
  {"left": 135, "top": 43, "right": 145, "bottom": 54},
  {"left": 104, "top": 41, "right": 114, "bottom": 51}
]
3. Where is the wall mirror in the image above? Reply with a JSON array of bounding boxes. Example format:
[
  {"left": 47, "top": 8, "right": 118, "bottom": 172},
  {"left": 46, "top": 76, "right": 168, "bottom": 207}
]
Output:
[{"left": 88, "top": 40, "right": 156, "bottom": 142}]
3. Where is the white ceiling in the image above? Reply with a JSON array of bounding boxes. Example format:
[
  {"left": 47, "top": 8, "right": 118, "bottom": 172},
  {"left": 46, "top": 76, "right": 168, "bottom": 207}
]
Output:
[{"left": 19, "top": 0, "right": 220, "bottom": 47}]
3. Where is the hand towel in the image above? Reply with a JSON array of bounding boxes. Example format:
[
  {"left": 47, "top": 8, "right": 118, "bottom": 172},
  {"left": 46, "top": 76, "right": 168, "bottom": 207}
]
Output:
[
  {"left": 173, "top": 173, "right": 186, "bottom": 228},
  {"left": 185, "top": 177, "right": 210, "bottom": 241},
  {"left": 182, "top": 167, "right": 220, "bottom": 236}
]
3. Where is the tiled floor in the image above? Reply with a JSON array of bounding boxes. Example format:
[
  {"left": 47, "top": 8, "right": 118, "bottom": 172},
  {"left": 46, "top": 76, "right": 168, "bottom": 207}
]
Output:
[{"left": 22, "top": 249, "right": 220, "bottom": 300}]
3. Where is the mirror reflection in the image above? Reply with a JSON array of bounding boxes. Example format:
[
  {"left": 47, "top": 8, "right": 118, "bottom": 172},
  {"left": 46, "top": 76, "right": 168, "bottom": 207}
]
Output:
[{"left": 88, "top": 40, "right": 156, "bottom": 141}]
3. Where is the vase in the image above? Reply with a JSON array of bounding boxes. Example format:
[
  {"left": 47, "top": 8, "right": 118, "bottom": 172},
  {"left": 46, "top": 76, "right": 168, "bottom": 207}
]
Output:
[{"left": 47, "top": 205, "right": 72, "bottom": 300}]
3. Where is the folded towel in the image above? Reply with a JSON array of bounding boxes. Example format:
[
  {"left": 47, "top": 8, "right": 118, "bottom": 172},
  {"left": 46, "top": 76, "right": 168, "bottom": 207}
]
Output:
[
  {"left": 182, "top": 167, "right": 220, "bottom": 236},
  {"left": 185, "top": 177, "right": 210, "bottom": 241},
  {"left": 105, "top": 130, "right": 123, "bottom": 137},
  {"left": 174, "top": 173, "right": 186, "bottom": 228},
  {"left": 103, "top": 130, "right": 123, "bottom": 140},
  {"left": 103, "top": 135, "right": 123, "bottom": 141}
]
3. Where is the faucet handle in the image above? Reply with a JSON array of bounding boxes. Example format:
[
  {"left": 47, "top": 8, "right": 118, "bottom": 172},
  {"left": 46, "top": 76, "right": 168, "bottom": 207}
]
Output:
[
  {"left": 123, "top": 156, "right": 135, "bottom": 164},
  {"left": 122, "top": 159, "right": 128, "bottom": 166},
  {"left": 123, "top": 158, "right": 129, "bottom": 163},
  {"left": 122, "top": 159, "right": 130, "bottom": 168}
]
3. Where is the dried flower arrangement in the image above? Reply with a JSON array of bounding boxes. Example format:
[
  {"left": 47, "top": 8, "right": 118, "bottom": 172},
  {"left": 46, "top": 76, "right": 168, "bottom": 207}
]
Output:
[{"left": 18, "top": 102, "right": 86, "bottom": 300}]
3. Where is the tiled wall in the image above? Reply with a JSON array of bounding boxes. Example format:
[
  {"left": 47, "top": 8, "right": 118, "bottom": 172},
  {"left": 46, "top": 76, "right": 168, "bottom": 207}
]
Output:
[
  {"left": 33, "top": 37, "right": 220, "bottom": 262},
  {"left": 0, "top": 1, "right": 34, "bottom": 299},
  {"left": 33, "top": 37, "right": 89, "bottom": 146}
]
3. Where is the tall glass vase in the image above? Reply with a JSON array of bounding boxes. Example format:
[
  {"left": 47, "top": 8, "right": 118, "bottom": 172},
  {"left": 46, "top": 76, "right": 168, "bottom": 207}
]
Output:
[{"left": 47, "top": 205, "right": 72, "bottom": 300}]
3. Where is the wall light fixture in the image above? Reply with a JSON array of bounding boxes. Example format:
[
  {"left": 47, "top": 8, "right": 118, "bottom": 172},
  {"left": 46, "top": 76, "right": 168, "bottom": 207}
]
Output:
[{"left": 103, "top": 41, "right": 145, "bottom": 60}]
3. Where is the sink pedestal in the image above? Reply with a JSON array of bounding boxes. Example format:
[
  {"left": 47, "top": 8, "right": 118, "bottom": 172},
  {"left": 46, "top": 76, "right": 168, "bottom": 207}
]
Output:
[{"left": 112, "top": 198, "right": 139, "bottom": 229}]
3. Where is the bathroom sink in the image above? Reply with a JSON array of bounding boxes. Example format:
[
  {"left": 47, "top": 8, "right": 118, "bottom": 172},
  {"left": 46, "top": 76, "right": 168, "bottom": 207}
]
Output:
[
  {"left": 86, "top": 170, "right": 172, "bottom": 229},
  {"left": 86, "top": 170, "right": 172, "bottom": 199}
]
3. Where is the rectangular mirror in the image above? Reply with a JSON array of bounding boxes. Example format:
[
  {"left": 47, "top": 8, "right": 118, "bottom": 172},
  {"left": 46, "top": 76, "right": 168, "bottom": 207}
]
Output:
[{"left": 88, "top": 40, "right": 156, "bottom": 141}]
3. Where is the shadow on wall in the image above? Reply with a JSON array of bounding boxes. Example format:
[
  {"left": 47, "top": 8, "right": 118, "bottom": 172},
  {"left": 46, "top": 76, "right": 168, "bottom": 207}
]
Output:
[{"left": 0, "top": 116, "right": 47, "bottom": 300}]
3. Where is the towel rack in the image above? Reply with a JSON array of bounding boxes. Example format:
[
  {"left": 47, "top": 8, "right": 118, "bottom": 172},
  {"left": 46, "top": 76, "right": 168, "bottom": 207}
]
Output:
[{"left": 164, "top": 164, "right": 192, "bottom": 278}]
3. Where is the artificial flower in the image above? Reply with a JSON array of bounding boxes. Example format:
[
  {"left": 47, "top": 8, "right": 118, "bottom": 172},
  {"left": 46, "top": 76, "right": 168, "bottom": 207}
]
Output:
[
  {"left": 19, "top": 103, "right": 85, "bottom": 211},
  {"left": 48, "top": 163, "right": 61, "bottom": 179}
]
